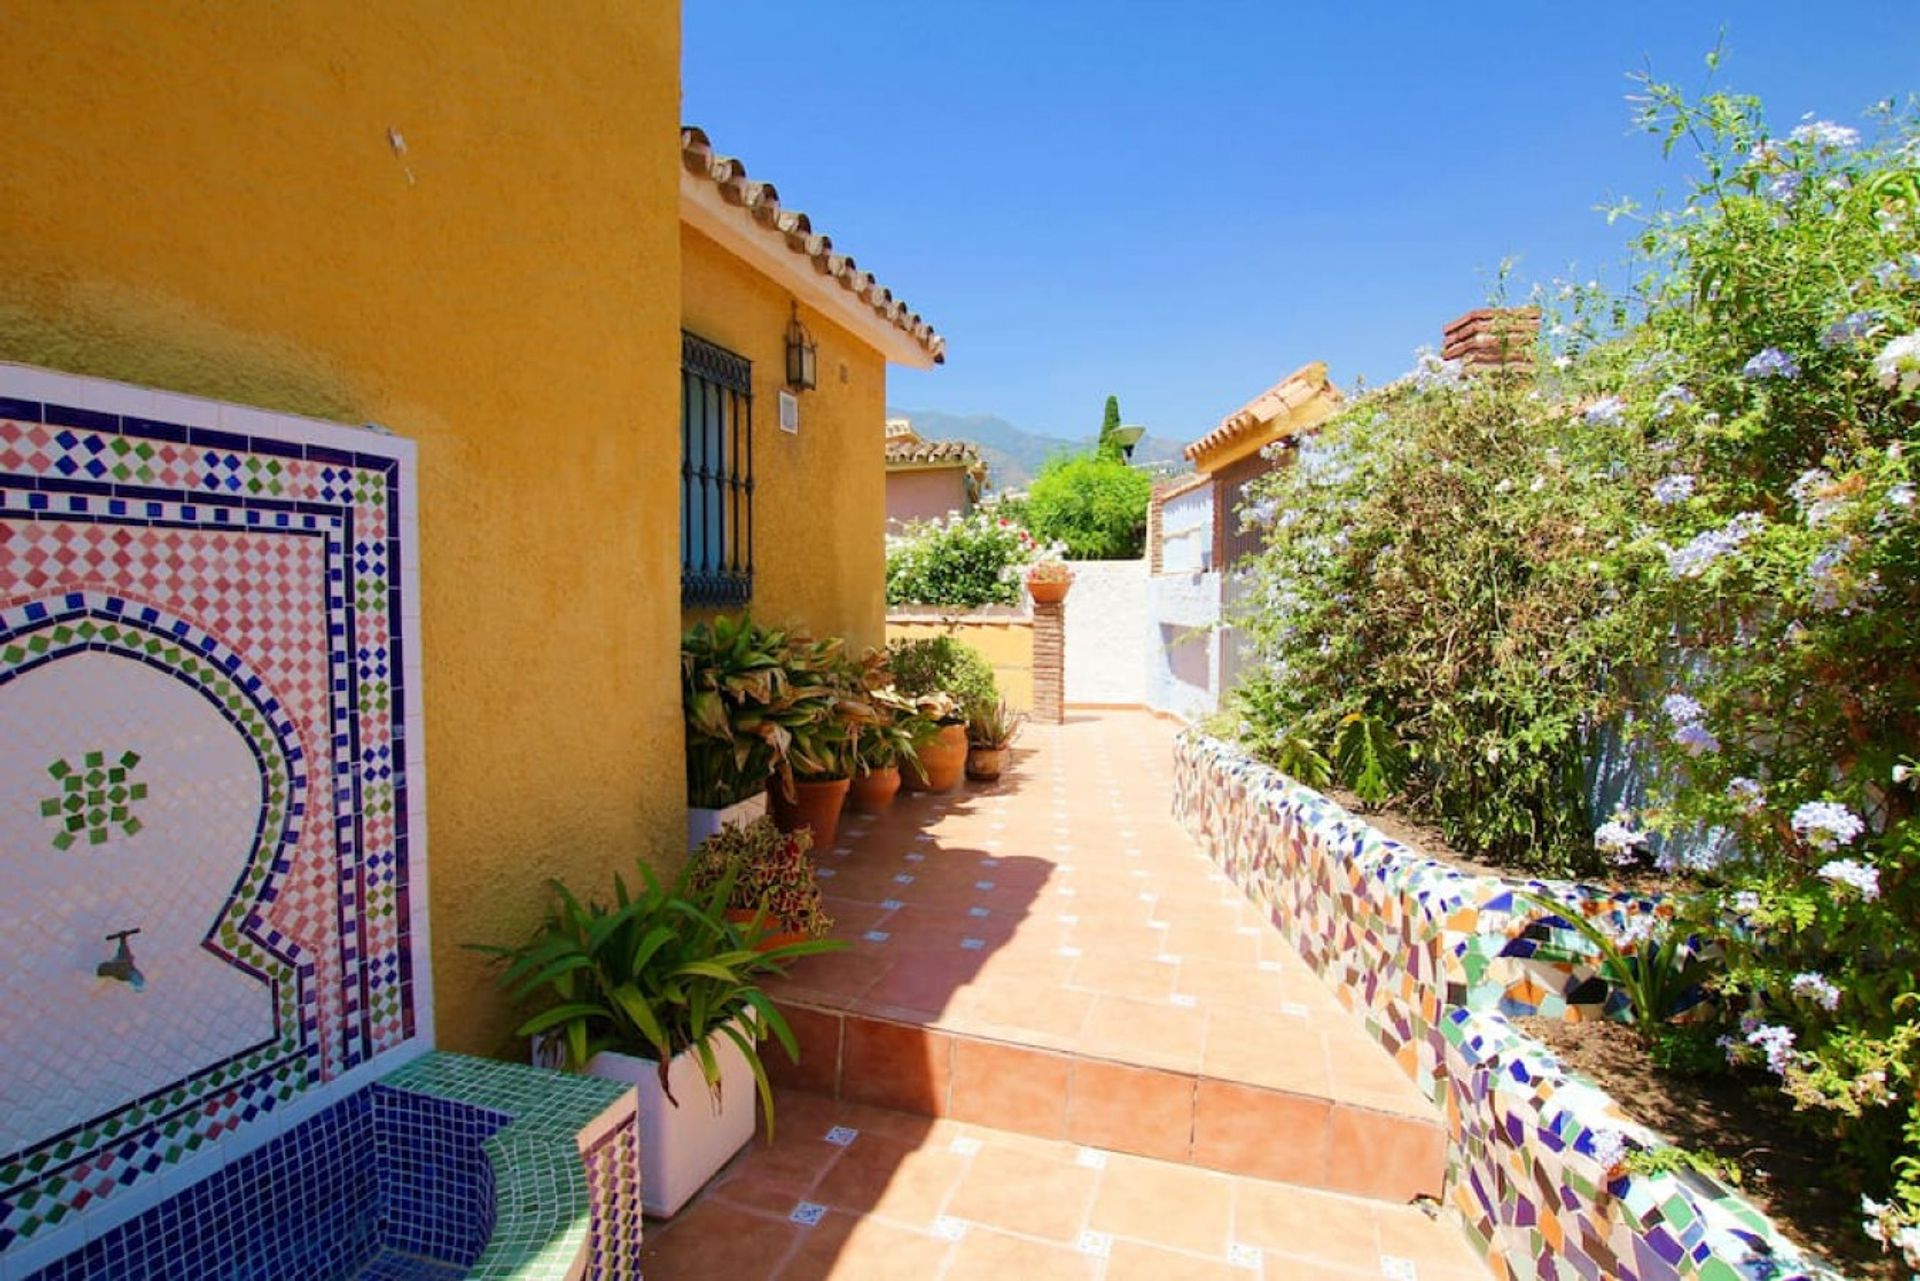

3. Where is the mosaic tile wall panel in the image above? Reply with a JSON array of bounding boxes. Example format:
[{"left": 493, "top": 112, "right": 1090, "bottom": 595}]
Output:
[
  {"left": 0, "top": 367, "right": 426, "bottom": 1262},
  {"left": 20, "top": 1082, "right": 507, "bottom": 1281},
  {"left": 1172, "top": 731, "right": 1837, "bottom": 1281}
]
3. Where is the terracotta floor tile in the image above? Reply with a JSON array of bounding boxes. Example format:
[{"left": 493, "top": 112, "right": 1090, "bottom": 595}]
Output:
[
  {"left": 1079, "top": 994, "right": 1207, "bottom": 1073},
  {"left": 1191, "top": 1079, "right": 1329, "bottom": 1185},
  {"left": 766, "top": 1004, "right": 842, "bottom": 1096},
  {"left": 808, "top": 1131, "right": 969, "bottom": 1226},
  {"left": 840, "top": 1017, "right": 952, "bottom": 1115},
  {"left": 940, "top": 1227, "right": 1100, "bottom": 1280},
  {"left": 1087, "top": 1153, "right": 1234, "bottom": 1257},
  {"left": 1324, "top": 1105, "right": 1447, "bottom": 1201},
  {"left": 776, "top": 1211, "right": 954, "bottom": 1280},
  {"left": 1200, "top": 1020, "right": 1333, "bottom": 1095},
  {"left": 638, "top": 1199, "right": 802, "bottom": 1280},
  {"left": 1374, "top": 1203, "right": 1489, "bottom": 1276},
  {"left": 1102, "top": 1240, "right": 1249, "bottom": 1281},
  {"left": 945, "top": 1143, "right": 1100, "bottom": 1242},
  {"left": 1064, "top": 952, "right": 1179, "bottom": 1002},
  {"left": 947, "top": 1037, "right": 1071, "bottom": 1137},
  {"left": 1231, "top": 1181, "right": 1382, "bottom": 1271},
  {"left": 1065, "top": 1059, "right": 1194, "bottom": 1163}
]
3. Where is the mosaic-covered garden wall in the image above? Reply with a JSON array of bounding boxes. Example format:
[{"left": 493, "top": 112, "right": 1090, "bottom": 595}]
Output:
[{"left": 1173, "top": 731, "right": 1837, "bottom": 1281}]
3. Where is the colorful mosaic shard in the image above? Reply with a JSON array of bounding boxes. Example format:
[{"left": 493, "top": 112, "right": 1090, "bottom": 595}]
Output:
[
  {"left": 1172, "top": 731, "right": 1838, "bottom": 1281},
  {"left": 0, "top": 373, "right": 423, "bottom": 1262}
]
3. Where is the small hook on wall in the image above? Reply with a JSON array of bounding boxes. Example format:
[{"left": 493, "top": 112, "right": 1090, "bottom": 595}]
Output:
[{"left": 387, "top": 127, "right": 416, "bottom": 187}]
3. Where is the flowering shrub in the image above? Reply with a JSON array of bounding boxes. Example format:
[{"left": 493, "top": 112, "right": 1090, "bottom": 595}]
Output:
[
  {"left": 885, "top": 507, "right": 1038, "bottom": 608},
  {"left": 1230, "top": 67, "right": 1920, "bottom": 1261}
]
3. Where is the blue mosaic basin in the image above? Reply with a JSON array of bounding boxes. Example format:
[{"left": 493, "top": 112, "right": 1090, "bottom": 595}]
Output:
[{"left": 24, "top": 1083, "right": 508, "bottom": 1281}]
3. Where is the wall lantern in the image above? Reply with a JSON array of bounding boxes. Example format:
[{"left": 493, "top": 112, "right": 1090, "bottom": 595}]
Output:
[{"left": 785, "top": 303, "right": 818, "bottom": 392}]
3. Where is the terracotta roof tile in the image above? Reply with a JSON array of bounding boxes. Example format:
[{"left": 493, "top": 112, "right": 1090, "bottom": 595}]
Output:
[
  {"left": 682, "top": 126, "right": 946, "bottom": 365},
  {"left": 885, "top": 438, "right": 982, "bottom": 468},
  {"left": 1184, "top": 361, "right": 1342, "bottom": 469}
]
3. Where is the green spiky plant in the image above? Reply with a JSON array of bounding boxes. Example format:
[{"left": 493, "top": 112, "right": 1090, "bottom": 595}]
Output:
[{"left": 470, "top": 858, "right": 845, "bottom": 1139}]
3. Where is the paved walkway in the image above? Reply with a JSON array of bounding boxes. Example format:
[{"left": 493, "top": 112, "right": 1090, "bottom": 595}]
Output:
[
  {"left": 642, "top": 711, "right": 1488, "bottom": 1279},
  {"left": 638, "top": 1089, "right": 1488, "bottom": 1280}
]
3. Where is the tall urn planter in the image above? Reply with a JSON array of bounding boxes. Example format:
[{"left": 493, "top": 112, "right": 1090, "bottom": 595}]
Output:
[{"left": 770, "top": 776, "right": 851, "bottom": 850}]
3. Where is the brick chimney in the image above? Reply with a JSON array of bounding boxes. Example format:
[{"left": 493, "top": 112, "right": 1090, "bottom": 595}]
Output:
[{"left": 1441, "top": 306, "right": 1540, "bottom": 374}]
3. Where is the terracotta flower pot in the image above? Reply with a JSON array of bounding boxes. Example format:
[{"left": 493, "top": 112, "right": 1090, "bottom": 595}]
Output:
[
  {"left": 1026, "top": 577, "right": 1070, "bottom": 605},
  {"left": 901, "top": 724, "right": 968, "bottom": 793},
  {"left": 847, "top": 765, "right": 901, "bottom": 814},
  {"left": 769, "top": 776, "right": 851, "bottom": 850},
  {"left": 966, "top": 746, "right": 1011, "bottom": 782},
  {"left": 724, "top": 910, "right": 809, "bottom": 955}
]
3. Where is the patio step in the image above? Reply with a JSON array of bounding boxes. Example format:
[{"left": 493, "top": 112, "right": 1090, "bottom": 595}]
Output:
[
  {"left": 766, "top": 999, "right": 1447, "bottom": 1203},
  {"left": 757, "top": 710, "right": 1449, "bottom": 1207}
]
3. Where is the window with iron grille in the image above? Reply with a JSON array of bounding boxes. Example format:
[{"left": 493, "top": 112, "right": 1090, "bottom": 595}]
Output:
[{"left": 680, "top": 331, "right": 754, "bottom": 606}]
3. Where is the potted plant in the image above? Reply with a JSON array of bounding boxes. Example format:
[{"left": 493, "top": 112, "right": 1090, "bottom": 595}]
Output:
[
  {"left": 887, "top": 636, "right": 998, "bottom": 794},
  {"left": 682, "top": 615, "right": 813, "bottom": 849},
  {"left": 472, "top": 859, "right": 843, "bottom": 1217},
  {"left": 1025, "top": 556, "right": 1074, "bottom": 605},
  {"left": 848, "top": 686, "right": 932, "bottom": 814},
  {"left": 765, "top": 635, "right": 879, "bottom": 850},
  {"left": 966, "top": 698, "right": 1025, "bottom": 782},
  {"left": 687, "top": 817, "right": 835, "bottom": 952}
]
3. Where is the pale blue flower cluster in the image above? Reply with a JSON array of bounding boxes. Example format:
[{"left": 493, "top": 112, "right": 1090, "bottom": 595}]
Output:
[
  {"left": 1651, "top": 474, "right": 1695, "bottom": 505},
  {"left": 1795, "top": 800, "right": 1865, "bottom": 850},
  {"left": 1729, "top": 889, "right": 1762, "bottom": 915},
  {"left": 1593, "top": 815, "right": 1647, "bottom": 864},
  {"left": 1789, "top": 120, "right": 1861, "bottom": 149},
  {"left": 1665, "top": 512, "right": 1766, "bottom": 578},
  {"left": 1746, "top": 1022, "right": 1798, "bottom": 1075},
  {"left": 1583, "top": 396, "right": 1626, "bottom": 427},
  {"left": 1726, "top": 777, "right": 1766, "bottom": 815},
  {"left": 1790, "top": 971, "right": 1842, "bottom": 1012},
  {"left": 1407, "top": 349, "right": 1466, "bottom": 393},
  {"left": 1653, "top": 384, "right": 1696, "bottom": 418},
  {"left": 1804, "top": 537, "right": 1874, "bottom": 611},
  {"left": 1817, "top": 856, "right": 1880, "bottom": 900},
  {"left": 1820, "top": 310, "right": 1882, "bottom": 349},
  {"left": 1674, "top": 723, "right": 1721, "bottom": 756},
  {"left": 1663, "top": 693, "right": 1704, "bottom": 724},
  {"left": 1742, "top": 347, "right": 1799, "bottom": 380}
]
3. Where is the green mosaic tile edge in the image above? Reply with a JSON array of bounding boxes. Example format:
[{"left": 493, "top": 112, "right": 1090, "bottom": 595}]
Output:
[{"left": 380, "top": 1051, "right": 635, "bottom": 1280}]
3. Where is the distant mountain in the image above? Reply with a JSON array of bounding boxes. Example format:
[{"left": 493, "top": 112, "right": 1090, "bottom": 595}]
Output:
[{"left": 886, "top": 407, "right": 1190, "bottom": 492}]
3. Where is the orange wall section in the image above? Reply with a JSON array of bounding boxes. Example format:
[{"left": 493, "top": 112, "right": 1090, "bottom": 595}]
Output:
[
  {"left": 0, "top": 1, "right": 687, "bottom": 1058},
  {"left": 679, "top": 225, "right": 890, "bottom": 654}
]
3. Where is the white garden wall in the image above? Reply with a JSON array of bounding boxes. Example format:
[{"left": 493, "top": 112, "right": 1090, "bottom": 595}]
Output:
[{"left": 1062, "top": 559, "right": 1150, "bottom": 705}]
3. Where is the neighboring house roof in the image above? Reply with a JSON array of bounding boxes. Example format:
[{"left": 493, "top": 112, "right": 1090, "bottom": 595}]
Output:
[
  {"left": 885, "top": 438, "right": 984, "bottom": 472},
  {"left": 1184, "top": 360, "right": 1343, "bottom": 472},
  {"left": 885, "top": 417, "right": 920, "bottom": 444},
  {"left": 680, "top": 126, "right": 946, "bottom": 370}
]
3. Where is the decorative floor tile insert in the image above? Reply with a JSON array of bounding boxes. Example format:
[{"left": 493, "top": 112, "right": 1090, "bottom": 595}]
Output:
[{"left": 0, "top": 379, "right": 424, "bottom": 1259}]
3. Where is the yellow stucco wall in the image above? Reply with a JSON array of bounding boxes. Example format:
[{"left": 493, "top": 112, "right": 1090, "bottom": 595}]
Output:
[
  {"left": 0, "top": 2, "right": 686, "bottom": 1057},
  {"left": 884, "top": 616, "right": 1035, "bottom": 712},
  {"left": 680, "top": 226, "right": 888, "bottom": 652}
]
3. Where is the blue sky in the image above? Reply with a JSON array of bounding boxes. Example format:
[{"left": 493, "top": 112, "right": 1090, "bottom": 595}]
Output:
[{"left": 683, "top": 3, "right": 1917, "bottom": 443}]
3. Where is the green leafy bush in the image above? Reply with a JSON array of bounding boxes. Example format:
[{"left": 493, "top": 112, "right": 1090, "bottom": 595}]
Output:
[
  {"left": 1230, "top": 66, "right": 1920, "bottom": 1262},
  {"left": 885, "top": 509, "right": 1036, "bottom": 608},
  {"left": 1024, "top": 450, "right": 1154, "bottom": 560},
  {"left": 886, "top": 634, "right": 998, "bottom": 717}
]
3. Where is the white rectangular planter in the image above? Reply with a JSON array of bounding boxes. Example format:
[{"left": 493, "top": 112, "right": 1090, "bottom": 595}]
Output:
[
  {"left": 687, "top": 791, "right": 768, "bottom": 851},
  {"left": 586, "top": 1032, "right": 756, "bottom": 1218}
]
